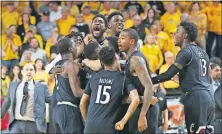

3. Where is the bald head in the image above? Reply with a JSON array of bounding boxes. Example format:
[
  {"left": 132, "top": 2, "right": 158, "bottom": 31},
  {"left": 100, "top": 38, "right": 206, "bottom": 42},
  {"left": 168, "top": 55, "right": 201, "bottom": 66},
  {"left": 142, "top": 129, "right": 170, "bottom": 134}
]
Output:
[
  {"left": 164, "top": 51, "right": 174, "bottom": 65},
  {"left": 133, "top": 14, "right": 142, "bottom": 27}
]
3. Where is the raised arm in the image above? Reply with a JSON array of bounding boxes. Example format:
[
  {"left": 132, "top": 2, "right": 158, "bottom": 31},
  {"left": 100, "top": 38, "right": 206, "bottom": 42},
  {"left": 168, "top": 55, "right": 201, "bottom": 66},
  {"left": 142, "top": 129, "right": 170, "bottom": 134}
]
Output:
[
  {"left": 130, "top": 56, "right": 154, "bottom": 132},
  {"left": 66, "top": 60, "right": 83, "bottom": 98}
]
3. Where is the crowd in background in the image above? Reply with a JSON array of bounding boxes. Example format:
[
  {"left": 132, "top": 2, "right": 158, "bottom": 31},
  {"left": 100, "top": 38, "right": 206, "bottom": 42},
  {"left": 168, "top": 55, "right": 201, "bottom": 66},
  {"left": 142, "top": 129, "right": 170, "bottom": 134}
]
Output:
[{"left": 1, "top": 1, "right": 221, "bottom": 131}]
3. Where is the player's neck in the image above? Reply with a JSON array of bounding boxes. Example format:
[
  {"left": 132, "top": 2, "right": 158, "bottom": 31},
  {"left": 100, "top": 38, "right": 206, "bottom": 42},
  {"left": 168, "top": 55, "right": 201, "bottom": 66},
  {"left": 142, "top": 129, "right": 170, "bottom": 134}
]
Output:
[
  {"left": 182, "top": 40, "right": 193, "bottom": 48},
  {"left": 127, "top": 46, "right": 137, "bottom": 57}
]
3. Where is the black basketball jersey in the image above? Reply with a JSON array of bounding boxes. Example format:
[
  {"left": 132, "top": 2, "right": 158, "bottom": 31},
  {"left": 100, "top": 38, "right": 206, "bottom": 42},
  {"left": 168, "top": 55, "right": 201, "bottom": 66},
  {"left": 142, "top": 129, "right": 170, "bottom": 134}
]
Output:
[
  {"left": 84, "top": 70, "right": 135, "bottom": 126},
  {"left": 79, "top": 65, "right": 101, "bottom": 89},
  {"left": 54, "top": 59, "right": 80, "bottom": 105},
  {"left": 125, "top": 50, "right": 152, "bottom": 96},
  {"left": 175, "top": 43, "right": 211, "bottom": 92}
]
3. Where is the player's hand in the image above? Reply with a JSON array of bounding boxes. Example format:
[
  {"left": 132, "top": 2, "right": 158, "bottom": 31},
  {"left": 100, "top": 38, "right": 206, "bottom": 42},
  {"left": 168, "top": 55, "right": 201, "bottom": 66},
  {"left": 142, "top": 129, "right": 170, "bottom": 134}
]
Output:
[
  {"left": 115, "top": 120, "right": 125, "bottom": 130},
  {"left": 138, "top": 114, "right": 147, "bottom": 132},
  {"left": 162, "top": 122, "right": 168, "bottom": 132},
  {"left": 151, "top": 96, "right": 159, "bottom": 105},
  {"left": 51, "top": 65, "right": 64, "bottom": 74}
]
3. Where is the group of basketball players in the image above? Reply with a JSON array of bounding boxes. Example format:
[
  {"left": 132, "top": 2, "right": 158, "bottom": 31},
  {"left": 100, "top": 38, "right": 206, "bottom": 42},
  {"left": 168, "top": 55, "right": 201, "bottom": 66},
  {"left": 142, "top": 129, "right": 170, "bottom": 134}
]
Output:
[{"left": 49, "top": 11, "right": 215, "bottom": 134}]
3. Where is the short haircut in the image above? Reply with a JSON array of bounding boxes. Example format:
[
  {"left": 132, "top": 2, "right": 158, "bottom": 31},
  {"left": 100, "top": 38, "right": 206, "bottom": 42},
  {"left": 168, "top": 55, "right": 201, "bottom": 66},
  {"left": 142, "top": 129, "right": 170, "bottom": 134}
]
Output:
[
  {"left": 99, "top": 46, "right": 116, "bottom": 66},
  {"left": 180, "top": 22, "right": 198, "bottom": 42},
  {"left": 106, "top": 36, "right": 119, "bottom": 53},
  {"left": 84, "top": 41, "right": 100, "bottom": 60},
  {"left": 122, "top": 28, "right": 139, "bottom": 44},
  {"left": 210, "top": 63, "right": 220, "bottom": 70},
  {"left": 210, "top": 57, "right": 221, "bottom": 66},
  {"left": 107, "top": 11, "right": 123, "bottom": 23},
  {"left": 57, "top": 37, "right": 73, "bottom": 55},
  {"left": 92, "top": 14, "right": 108, "bottom": 28}
]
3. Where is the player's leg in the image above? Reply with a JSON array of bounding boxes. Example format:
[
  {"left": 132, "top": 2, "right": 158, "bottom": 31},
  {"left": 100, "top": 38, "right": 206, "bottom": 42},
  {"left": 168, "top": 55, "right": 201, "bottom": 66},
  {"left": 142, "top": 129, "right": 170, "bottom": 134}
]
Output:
[
  {"left": 128, "top": 105, "right": 142, "bottom": 134},
  {"left": 184, "top": 90, "right": 214, "bottom": 134},
  {"left": 147, "top": 104, "right": 159, "bottom": 134}
]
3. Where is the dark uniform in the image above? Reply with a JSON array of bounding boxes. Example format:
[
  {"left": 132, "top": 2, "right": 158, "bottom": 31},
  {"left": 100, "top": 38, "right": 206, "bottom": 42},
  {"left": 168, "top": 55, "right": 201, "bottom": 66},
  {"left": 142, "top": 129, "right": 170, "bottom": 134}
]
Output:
[
  {"left": 84, "top": 70, "right": 135, "bottom": 134},
  {"left": 125, "top": 50, "right": 158, "bottom": 134},
  {"left": 52, "top": 59, "right": 84, "bottom": 133},
  {"left": 79, "top": 65, "right": 100, "bottom": 89},
  {"left": 176, "top": 44, "right": 214, "bottom": 133},
  {"left": 157, "top": 89, "right": 167, "bottom": 134},
  {"left": 214, "top": 85, "right": 222, "bottom": 133}
]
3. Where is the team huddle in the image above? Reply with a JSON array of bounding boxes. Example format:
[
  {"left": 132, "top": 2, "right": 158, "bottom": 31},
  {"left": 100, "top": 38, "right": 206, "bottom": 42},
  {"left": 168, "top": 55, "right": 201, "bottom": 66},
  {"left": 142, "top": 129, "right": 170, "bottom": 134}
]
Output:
[
  {"left": 2, "top": 11, "right": 215, "bottom": 134},
  {"left": 47, "top": 12, "right": 214, "bottom": 134}
]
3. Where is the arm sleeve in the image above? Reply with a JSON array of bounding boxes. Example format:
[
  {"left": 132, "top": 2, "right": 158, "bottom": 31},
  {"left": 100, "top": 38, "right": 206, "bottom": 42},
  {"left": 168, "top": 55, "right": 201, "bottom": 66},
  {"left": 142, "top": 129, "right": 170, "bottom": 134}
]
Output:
[
  {"left": 124, "top": 77, "right": 135, "bottom": 94},
  {"left": 84, "top": 80, "right": 92, "bottom": 96},
  {"left": 152, "top": 64, "right": 180, "bottom": 84}
]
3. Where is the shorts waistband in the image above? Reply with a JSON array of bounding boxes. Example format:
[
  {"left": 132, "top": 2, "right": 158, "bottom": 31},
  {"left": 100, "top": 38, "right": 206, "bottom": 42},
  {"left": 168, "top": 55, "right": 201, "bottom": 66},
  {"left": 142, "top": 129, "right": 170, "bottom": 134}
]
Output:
[
  {"left": 184, "top": 89, "right": 209, "bottom": 96},
  {"left": 57, "top": 101, "right": 78, "bottom": 108}
]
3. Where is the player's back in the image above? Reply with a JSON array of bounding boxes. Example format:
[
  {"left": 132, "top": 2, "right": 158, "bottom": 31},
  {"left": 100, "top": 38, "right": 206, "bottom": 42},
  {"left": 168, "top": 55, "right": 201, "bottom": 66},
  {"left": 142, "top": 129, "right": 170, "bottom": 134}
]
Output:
[
  {"left": 55, "top": 59, "right": 80, "bottom": 105},
  {"left": 179, "top": 44, "right": 211, "bottom": 92},
  {"left": 84, "top": 70, "right": 129, "bottom": 133}
]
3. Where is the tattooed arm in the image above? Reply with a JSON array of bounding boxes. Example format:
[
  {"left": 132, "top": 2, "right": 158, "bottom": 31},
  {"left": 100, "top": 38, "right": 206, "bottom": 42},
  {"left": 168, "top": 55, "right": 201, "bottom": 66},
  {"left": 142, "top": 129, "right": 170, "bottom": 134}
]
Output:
[
  {"left": 115, "top": 89, "right": 140, "bottom": 130},
  {"left": 130, "top": 56, "right": 154, "bottom": 132}
]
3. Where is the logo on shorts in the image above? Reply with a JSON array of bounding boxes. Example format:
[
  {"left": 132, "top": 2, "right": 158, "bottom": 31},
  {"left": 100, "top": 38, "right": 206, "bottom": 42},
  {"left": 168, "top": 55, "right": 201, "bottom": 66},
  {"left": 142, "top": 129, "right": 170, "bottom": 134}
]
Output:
[{"left": 190, "top": 123, "right": 195, "bottom": 133}]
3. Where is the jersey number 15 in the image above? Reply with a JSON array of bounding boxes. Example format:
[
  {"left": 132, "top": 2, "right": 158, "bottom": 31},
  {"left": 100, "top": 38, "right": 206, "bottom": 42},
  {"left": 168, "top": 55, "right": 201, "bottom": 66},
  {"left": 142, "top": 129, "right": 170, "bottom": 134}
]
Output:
[{"left": 95, "top": 85, "right": 111, "bottom": 104}]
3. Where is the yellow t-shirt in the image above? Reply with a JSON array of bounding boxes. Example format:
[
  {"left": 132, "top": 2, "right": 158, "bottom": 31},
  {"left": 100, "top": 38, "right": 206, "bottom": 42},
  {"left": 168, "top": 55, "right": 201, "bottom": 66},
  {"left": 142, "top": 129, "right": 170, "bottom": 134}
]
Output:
[
  {"left": 124, "top": 19, "right": 134, "bottom": 29},
  {"left": 69, "top": 5, "right": 80, "bottom": 17},
  {"left": 189, "top": 12, "right": 207, "bottom": 36},
  {"left": 2, "top": 35, "right": 22, "bottom": 60},
  {"left": 56, "top": 15, "right": 76, "bottom": 36},
  {"left": 83, "top": 13, "right": 95, "bottom": 26},
  {"left": 1, "top": 76, "right": 11, "bottom": 98},
  {"left": 82, "top": 2, "right": 104, "bottom": 12},
  {"left": 160, "top": 11, "right": 181, "bottom": 34},
  {"left": 159, "top": 64, "right": 179, "bottom": 89},
  {"left": 1, "top": 10, "right": 20, "bottom": 31},
  {"left": 207, "top": 3, "right": 222, "bottom": 35},
  {"left": 34, "top": 70, "right": 49, "bottom": 84},
  {"left": 156, "top": 31, "right": 171, "bottom": 54},
  {"left": 100, "top": 8, "right": 116, "bottom": 16},
  {"left": 140, "top": 44, "right": 163, "bottom": 73},
  {"left": 18, "top": 16, "right": 36, "bottom": 25}
]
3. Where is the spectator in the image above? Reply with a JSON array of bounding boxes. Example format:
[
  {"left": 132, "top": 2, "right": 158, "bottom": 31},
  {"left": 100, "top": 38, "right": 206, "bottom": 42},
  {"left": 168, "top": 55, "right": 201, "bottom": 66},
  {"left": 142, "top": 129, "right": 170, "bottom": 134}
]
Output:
[
  {"left": 210, "top": 63, "right": 221, "bottom": 94},
  {"left": 17, "top": 13, "right": 32, "bottom": 42},
  {"left": 1, "top": 2, "right": 19, "bottom": 33},
  {"left": 9, "top": 64, "right": 22, "bottom": 82},
  {"left": 180, "top": 13, "right": 189, "bottom": 22},
  {"left": 45, "top": 28, "right": 59, "bottom": 59},
  {"left": 148, "top": 1, "right": 165, "bottom": 16},
  {"left": 34, "top": 58, "right": 49, "bottom": 84},
  {"left": 206, "top": 1, "right": 222, "bottom": 59},
  {"left": 23, "top": 26, "right": 44, "bottom": 49},
  {"left": 37, "top": 10, "right": 57, "bottom": 42},
  {"left": 140, "top": 34, "right": 163, "bottom": 73},
  {"left": 1, "top": 65, "right": 11, "bottom": 98},
  {"left": 111, "top": 2, "right": 123, "bottom": 11},
  {"left": 20, "top": 30, "right": 34, "bottom": 57},
  {"left": 189, "top": 2, "right": 207, "bottom": 49},
  {"left": 19, "top": 50, "right": 34, "bottom": 67},
  {"left": 21, "top": 37, "right": 48, "bottom": 65},
  {"left": 142, "top": 8, "right": 159, "bottom": 29},
  {"left": 131, "top": 14, "right": 149, "bottom": 41},
  {"left": 8, "top": 25, "right": 22, "bottom": 47},
  {"left": 56, "top": 6, "right": 76, "bottom": 36},
  {"left": 38, "top": 1, "right": 50, "bottom": 13},
  {"left": 18, "top": 6, "right": 36, "bottom": 25},
  {"left": 100, "top": 1, "right": 116, "bottom": 16},
  {"left": 210, "top": 57, "right": 221, "bottom": 67},
  {"left": 152, "top": 21, "right": 171, "bottom": 54},
  {"left": 128, "top": 6, "right": 138, "bottom": 18},
  {"left": 140, "top": 4, "right": 151, "bottom": 19},
  {"left": 64, "top": 1, "right": 80, "bottom": 17},
  {"left": 124, "top": 1, "right": 144, "bottom": 15},
  {"left": 2, "top": 28, "right": 21, "bottom": 73},
  {"left": 159, "top": 52, "right": 180, "bottom": 95},
  {"left": 81, "top": 2, "right": 104, "bottom": 14},
  {"left": 160, "top": 2, "right": 181, "bottom": 34},
  {"left": 49, "top": 1, "right": 62, "bottom": 22},
  {"left": 69, "top": 25, "right": 79, "bottom": 33},
  {"left": 74, "top": 14, "right": 90, "bottom": 38},
  {"left": 82, "top": 4, "right": 95, "bottom": 26},
  {"left": 122, "top": 9, "right": 134, "bottom": 29}
]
